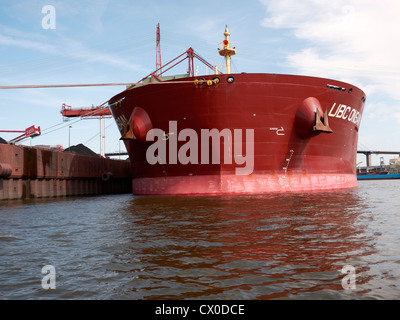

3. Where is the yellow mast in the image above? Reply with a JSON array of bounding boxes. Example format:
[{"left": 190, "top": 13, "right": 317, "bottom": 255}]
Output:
[{"left": 219, "top": 26, "right": 236, "bottom": 74}]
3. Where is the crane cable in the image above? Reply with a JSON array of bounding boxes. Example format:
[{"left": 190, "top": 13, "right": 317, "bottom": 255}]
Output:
[
  {"left": 2, "top": 76, "right": 210, "bottom": 144},
  {"left": 0, "top": 79, "right": 203, "bottom": 90},
  {"left": 2, "top": 52, "right": 220, "bottom": 144},
  {"left": 0, "top": 83, "right": 135, "bottom": 89},
  {"left": 16, "top": 104, "right": 112, "bottom": 144}
]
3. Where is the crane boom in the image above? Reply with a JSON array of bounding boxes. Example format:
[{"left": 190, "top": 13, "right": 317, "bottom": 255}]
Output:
[
  {"left": 0, "top": 125, "right": 41, "bottom": 144},
  {"left": 61, "top": 104, "right": 111, "bottom": 119}
]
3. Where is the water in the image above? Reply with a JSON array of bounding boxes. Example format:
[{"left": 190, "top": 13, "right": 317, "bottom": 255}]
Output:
[{"left": 1, "top": 180, "right": 400, "bottom": 300}]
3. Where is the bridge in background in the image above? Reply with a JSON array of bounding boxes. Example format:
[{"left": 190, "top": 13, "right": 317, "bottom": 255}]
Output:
[{"left": 357, "top": 150, "right": 400, "bottom": 167}]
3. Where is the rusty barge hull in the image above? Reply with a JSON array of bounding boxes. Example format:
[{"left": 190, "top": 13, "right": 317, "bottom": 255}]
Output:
[{"left": 0, "top": 144, "right": 132, "bottom": 200}]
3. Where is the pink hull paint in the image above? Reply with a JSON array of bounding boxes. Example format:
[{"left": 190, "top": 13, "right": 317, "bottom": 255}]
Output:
[{"left": 132, "top": 173, "right": 357, "bottom": 195}]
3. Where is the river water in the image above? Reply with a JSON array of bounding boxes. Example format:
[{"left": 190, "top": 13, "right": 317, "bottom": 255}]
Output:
[{"left": 1, "top": 180, "right": 400, "bottom": 300}]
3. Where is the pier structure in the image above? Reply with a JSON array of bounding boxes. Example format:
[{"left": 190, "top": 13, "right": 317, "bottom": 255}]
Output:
[{"left": 0, "top": 144, "right": 132, "bottom": 200}]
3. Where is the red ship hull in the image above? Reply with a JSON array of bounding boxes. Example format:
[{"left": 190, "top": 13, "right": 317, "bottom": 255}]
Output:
[{"left": 109, "top": 73, "right": 366, "bottom": 195}]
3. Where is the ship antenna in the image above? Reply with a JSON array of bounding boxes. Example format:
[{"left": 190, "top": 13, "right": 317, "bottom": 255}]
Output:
[{"left": 218, "top": 25, "right": 236, "bottom": 74}]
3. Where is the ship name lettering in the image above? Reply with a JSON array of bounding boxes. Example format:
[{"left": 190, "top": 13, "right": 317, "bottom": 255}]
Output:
[{"left": 328, "top": 103, "right": 361, "bottom": 127}]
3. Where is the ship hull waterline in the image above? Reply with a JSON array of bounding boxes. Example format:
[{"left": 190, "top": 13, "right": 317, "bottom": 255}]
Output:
[{"left": 109, "top": 73, "right": 366, "bottom": 195}]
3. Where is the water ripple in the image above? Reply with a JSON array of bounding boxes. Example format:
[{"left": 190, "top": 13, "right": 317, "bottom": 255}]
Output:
[{"left": 1, "top": 181, "right": 400, "bottom": 299}]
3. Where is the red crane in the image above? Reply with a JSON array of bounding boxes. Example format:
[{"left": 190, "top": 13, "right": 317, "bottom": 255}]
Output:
[
  {"left": 0, "top": 125, "right": 41, "bottom": 144},
  {"left": 60, "top": 104, "right": 111, "bottom": 157},
  {"left": 60, "top": 103, "right": 111, "bottom": 119}
]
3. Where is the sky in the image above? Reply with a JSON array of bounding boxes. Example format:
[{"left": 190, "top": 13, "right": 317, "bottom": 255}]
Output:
[{"left": 1, "top": 0, "right": 400, "bottom": 166}]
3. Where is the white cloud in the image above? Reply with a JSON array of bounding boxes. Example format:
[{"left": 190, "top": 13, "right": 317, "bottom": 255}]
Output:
[
  {"left": 0, "top": 33, "right": 59, "bottom": 55},
  {"left": 0, "top": 26, "right": 146, "bottom": 78},
  {"left": 260, "top": 0, "right": 400, "bottom": 101}
]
